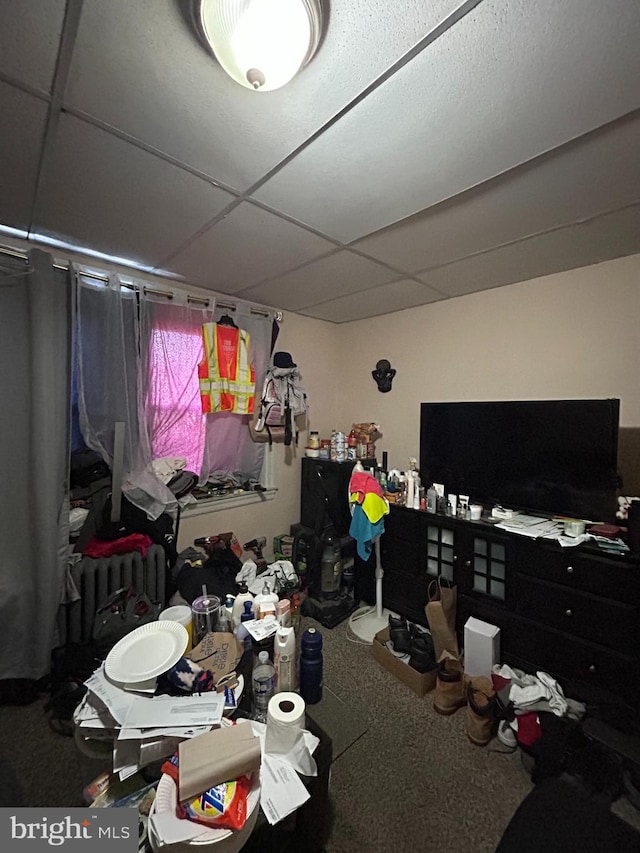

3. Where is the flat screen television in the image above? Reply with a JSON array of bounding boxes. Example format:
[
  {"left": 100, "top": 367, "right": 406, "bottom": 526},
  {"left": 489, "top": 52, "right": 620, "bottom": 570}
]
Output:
[{"left": 419, "top": 399, "right": 620, "bottom": 522}]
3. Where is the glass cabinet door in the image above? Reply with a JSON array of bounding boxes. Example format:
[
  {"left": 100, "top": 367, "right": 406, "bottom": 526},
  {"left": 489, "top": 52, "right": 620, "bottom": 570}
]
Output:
[
  {"left": 470, "top": 535, "right": 506, "bottom": 601},
  {"left": 426, "top": 524, "right": 455, "bottom": 581}
]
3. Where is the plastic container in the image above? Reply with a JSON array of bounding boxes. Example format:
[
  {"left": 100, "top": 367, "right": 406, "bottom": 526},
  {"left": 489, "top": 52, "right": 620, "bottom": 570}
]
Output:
[
  {"left": 252, "top": 650, "right": 275, "bottom": 723},
  {"left": 293, "top": 532, "right": 311, "bottom": 586},
  {"left": 299, "top": 627, "right": 323, "bottom": 705},
  {"left": 236, "top": 599, "right": 255, "bottom": 655},
  {"left": 231, "top": 583, "right": 254, "bottom": 630},
  {"left": 254, "top": 579, "right": 279, "bottom": 619},
  {"left": 218, "top": 594, "right": 235, "bottom": 632},
  {"left": 190, "top": 594, "right": 221, "bottom": 645},
  {"left": 274, "top": 626, "right": 296, "bottom": 693},
  {"left": 320, "top": 526, "right": 342, "bottom": 598},
  {"left": 251, "top": 614, "right": 277, "bottom": 665},
  {"left": 276, "top": 598, "right": 291, "bottom": 628}
]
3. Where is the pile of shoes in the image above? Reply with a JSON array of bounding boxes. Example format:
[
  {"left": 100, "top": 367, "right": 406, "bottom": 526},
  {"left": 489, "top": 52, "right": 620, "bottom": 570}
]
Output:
[
  {"left": 388, "top": 615, "right": 437, "bottom": 678},
  {"left": 424, "top": 576, "right": 499, "bottom": 747},
  {"left": 432, "top": 651, "right": 498, "bottom": 746}
]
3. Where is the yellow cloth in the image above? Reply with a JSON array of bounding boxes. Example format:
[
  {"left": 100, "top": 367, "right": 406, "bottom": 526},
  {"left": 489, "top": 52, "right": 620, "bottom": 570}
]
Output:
[{"left": 350, "top": 491, "right": 389, "bottom": 524}]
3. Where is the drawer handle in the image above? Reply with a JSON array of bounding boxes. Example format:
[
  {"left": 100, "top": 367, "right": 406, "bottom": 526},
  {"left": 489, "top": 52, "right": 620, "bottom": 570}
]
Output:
[
  {"left": 565, "top": 609, "right": 573, "bottom": 617},
  {"left": 588, "top": 664, "right": 596, "bottom": 673},
  {"left": 566, "top": 566, "right": 574, "bottom": 574},
  {"left": 465, "top": 560, "right": 471, "bottom": 568}
]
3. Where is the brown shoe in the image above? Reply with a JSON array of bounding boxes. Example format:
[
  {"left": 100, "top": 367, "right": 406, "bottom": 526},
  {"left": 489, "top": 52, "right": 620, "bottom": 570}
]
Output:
[
  {"left": 466, "top": 676, "right": 497, "bottom": 745},
  {"left": 433, "top": 653, "right": 466, "bottom": 715}
]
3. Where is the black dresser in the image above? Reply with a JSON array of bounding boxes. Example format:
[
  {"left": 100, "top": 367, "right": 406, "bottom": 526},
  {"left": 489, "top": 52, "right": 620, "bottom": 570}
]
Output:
[{"left": 372, "top": 504, "right": 640, "bottom": 707}]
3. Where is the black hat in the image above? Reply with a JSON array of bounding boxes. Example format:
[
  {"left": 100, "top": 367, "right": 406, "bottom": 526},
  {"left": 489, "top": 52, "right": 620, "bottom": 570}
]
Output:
[{"left": 273, "top": 351, "right": 297, "bottom": 368}]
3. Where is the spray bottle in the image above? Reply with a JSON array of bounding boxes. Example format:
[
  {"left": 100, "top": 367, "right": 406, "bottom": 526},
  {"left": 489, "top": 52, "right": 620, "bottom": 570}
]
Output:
[{"left": 274, "top": 626, "right": 296, "bottom": 693}]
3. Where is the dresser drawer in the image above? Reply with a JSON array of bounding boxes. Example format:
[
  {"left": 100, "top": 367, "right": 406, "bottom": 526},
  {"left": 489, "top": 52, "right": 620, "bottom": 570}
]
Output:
[
  {"left": 385, "top": 505, "right": 428, "bottom": 545},
  {"left": 516, "top": 541, "right": 640, "bottom": 603},
  {"left": 457, "top": 594, "right": 640, "bottom": 706},
  {"left": 506, "top": 617, "right": 639, "bottom": 706},
  {"left": 381, "top": 534, "right": 425, "bottom": 578},
  {"left": 516, "top": 574, "right": 639, "bottom": 652}
]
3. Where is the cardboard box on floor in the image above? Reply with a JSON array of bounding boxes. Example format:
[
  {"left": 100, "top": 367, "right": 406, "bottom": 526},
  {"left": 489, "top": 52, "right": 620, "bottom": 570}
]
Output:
[
  {"left": 463, "top": 617, "right": 500, "bottom": 679},
  {"left": 372, "top": 627, "right": 436, "bottom": 697}
]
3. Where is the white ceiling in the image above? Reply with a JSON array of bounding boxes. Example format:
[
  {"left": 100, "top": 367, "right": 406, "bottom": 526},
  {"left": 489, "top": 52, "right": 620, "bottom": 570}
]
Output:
[{"left": 1, "top": 0, "right": 639, "bottom": 323}]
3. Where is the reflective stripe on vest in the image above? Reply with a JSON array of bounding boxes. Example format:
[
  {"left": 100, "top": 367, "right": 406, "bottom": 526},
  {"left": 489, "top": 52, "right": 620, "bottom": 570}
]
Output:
[{"left": 199, "top": 323, "right": 255, "bottom": 414}]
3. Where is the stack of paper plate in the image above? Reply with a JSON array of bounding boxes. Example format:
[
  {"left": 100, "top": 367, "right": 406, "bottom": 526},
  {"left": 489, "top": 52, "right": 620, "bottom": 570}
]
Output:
[{"left": 105, "top": 621, "right": 189, "bottom": 684}]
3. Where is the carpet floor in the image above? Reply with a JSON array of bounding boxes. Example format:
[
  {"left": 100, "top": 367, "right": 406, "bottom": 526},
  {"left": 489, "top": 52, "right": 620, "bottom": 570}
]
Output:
[{"left": 1, "top": 615, "right": 640, "bottom": 853}]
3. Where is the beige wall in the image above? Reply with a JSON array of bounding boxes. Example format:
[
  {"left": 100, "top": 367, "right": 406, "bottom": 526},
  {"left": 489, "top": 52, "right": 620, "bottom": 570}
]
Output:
[
  {"left": 336, "top": 255, "right": 640, "bottom": 474},
  {"left": 177, "top": 253, "right": 640, "bottom": 553}
]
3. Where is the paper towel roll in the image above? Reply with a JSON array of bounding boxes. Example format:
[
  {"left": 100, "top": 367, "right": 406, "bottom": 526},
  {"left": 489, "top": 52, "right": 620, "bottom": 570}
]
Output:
[{"left": 265, "top": 692, "right": 306, "bottom": 755}]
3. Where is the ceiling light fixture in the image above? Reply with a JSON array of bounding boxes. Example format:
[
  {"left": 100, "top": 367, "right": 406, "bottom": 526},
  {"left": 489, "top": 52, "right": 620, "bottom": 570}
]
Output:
[{"left": 195, "top": 0, "right": 323, "bottom": 92}]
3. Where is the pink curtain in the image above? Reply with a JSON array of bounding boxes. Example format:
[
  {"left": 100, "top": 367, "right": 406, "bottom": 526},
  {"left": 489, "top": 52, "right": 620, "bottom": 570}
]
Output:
[
  {"left": 140, "top": 294, "right": 272, "bottom": 485},
  {"left": 141, "top": 293, "right": 213, "bottom": 474}
]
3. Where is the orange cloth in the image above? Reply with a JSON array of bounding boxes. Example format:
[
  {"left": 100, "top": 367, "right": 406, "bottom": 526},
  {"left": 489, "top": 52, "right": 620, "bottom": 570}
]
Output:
[{"left": 199, "top": 323, "right": 255, "bottom": 414}]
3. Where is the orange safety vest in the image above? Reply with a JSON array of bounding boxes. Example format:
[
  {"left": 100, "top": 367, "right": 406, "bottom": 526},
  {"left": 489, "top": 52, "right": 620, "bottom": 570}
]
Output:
[{"left": 198, "top": 323, "right": 255, "bottom": 414}]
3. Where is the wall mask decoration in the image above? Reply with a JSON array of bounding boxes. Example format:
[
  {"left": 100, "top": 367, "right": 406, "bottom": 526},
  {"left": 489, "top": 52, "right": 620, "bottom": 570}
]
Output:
[{"left": 372, "top": 359, "right": 396, "bottom": 393}]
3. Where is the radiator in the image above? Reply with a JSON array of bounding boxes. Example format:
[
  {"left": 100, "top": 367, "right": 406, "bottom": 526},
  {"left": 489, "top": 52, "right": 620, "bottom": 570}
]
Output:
[{"left": 59, "top": 545, "right": 167, "bottom": 645}]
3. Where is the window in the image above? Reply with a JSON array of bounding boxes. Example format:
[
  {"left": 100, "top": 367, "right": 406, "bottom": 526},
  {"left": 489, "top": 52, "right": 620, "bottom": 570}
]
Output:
[
  {"left": 74, "top": 268, "right": 276, "bottom": 513},
  {"left": 145, "top": 315, "right": 207, "bottom": 474}
]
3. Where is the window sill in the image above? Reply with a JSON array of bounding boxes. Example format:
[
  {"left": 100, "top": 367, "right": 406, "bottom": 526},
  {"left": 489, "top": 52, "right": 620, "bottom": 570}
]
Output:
[{"left": 181, "top": 488, "right": 278, "bottom": 517}]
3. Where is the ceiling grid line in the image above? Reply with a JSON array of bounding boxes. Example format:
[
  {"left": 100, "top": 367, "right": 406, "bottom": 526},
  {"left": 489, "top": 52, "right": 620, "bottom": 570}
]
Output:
[{"left": 1, "top": 0, "right": 639, "bottom": 322}]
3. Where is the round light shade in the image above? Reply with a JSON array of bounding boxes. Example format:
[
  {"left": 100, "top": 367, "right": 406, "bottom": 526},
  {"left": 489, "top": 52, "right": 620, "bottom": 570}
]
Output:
[{"left": 197, "top": 0, "right": 323, "bottom": 92}]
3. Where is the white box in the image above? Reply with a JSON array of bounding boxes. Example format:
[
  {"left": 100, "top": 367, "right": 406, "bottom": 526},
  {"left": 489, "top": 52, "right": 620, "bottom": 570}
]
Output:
[{"left": 463, "top": 617, "right": 500, "bottom": 679}]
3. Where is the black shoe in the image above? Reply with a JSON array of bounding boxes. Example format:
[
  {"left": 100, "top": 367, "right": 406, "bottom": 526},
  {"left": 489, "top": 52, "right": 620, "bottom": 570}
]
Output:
[
  {"left": 409, "top": 636, "right": 437, "bottom": 673},
  {"left": 389, "top": 615, "right": 412, "bottom": 654}
]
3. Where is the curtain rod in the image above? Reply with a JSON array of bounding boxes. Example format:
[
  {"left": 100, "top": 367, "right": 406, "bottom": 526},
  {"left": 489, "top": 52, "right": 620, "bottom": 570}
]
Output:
[{"left": 0, "top": 243, "right": 282, "bottom": 320}]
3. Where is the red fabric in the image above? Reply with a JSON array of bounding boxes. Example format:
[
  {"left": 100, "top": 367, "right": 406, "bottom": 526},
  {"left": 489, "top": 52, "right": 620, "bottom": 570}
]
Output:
[
  {"left": 349, "top": 471, "right": 383, "bottom": 503},
  {"left": 492, "top": 672, "right": 511, "bottom": 692},
  {"left": 515, "top": 712, "right": 542, "bottom": 747},
  {"left": 83, "top": 533, "right": 154, "bottom": 559}
]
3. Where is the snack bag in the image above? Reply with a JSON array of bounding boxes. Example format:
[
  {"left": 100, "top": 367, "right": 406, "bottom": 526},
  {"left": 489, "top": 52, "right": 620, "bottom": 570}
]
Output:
[
  {"left": 178, "top": 775, "right": 251, "bottom": 831},
  {"left": 161, "top": 752, "right": 180, "bottom": 784}
]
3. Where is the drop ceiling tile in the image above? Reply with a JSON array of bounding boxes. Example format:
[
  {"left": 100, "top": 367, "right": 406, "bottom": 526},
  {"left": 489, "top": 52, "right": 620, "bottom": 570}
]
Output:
[
  {"left": 417, "top": 205, "right": 640, "bottom": 297},
  {"left": 64, "top": 0, "right": 461, "bottom": 190},
  {"left": 255, "top": 0, "right": 640, "bottom": 242},
  {"left": 301, "top": 279, "right": 443, "bottom": 323},
  {"left": 164, "top": 202, "right": 335, "bottom": 292},
  {"left": 354, "top": 114, "right": 640, "bottom": 273},
  {"left": 0, "top": 0, "right": 66, "bottom": 93},
  {"left": 34, "top": 114, "right": 234, "bottom": 267},
  {"left": 237, "top": 250, "right": 399, "bottom": 311},
  {"left": 0, "top": 85, "right": 48, "bottom": 231}
]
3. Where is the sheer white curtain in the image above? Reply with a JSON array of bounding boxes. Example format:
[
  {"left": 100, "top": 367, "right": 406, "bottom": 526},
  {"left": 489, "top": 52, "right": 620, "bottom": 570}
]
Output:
[
  {"left": 75, "top": 270, "right": 147, "bottom": 476},
  {"left": 0, "top": 250, "right": 70, "bottom": 684}
]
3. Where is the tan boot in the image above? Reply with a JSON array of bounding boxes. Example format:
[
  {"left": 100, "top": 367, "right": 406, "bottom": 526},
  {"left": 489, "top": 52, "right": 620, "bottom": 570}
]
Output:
[
  {"left": 433, "top": 652, "right": 466, "bottom": 715},
  {"left": 466, "top": 676, "right": 497, "bottom": 745}
]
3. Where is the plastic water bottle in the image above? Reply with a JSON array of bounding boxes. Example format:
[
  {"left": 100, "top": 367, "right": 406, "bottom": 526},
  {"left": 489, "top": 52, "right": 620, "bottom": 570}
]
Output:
[
  {"left": 252, "top": 650, "right": 275, "bottom": 723},
  {"left": 299, "top": 627, "right": 323, "bottom": 705}
]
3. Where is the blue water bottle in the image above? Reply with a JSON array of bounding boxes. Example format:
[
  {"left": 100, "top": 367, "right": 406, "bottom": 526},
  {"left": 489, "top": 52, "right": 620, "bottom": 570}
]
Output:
[{"left": 299, "top": 627, "right": 323, "bottom": 705}]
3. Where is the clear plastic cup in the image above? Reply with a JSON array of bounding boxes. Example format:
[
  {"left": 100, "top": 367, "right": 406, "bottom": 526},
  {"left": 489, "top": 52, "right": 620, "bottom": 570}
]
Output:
[{"left": 191, "top": 594, "right": 221, "bottom": 646}]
